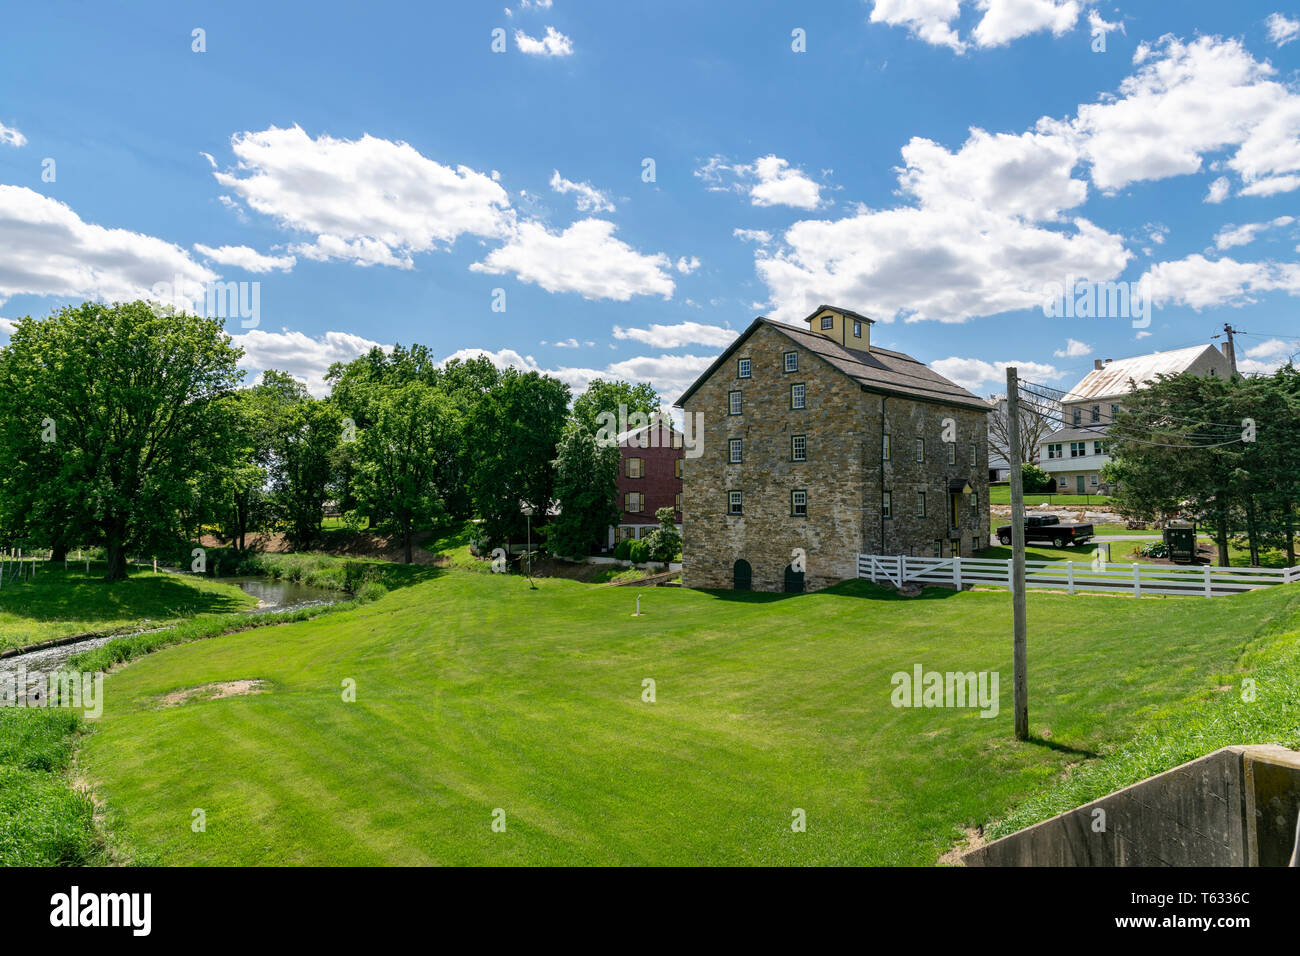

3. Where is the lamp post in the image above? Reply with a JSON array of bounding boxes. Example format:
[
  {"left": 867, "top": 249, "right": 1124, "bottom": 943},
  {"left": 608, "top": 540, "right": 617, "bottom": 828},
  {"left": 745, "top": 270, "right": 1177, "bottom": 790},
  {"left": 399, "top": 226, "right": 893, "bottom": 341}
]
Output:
[{"left": 521, "top": 502, "right": 536, "bottom": 586}]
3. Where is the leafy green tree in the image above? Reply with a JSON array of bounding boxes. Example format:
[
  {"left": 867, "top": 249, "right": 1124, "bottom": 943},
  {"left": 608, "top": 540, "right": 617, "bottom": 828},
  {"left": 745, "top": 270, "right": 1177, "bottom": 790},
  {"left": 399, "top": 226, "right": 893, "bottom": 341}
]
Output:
[
  {"left": 547, "top": 421, "right": 619, "bottom": 558},
  {"left": 572, "top": 378, "right": 660, "bottom": 436},
  {"left": 468, "top": 369, "right": 570, "bottom": 546},
  {"left": 260, "top": 373, "right": 340, "bottom": 550},
  {"left": 0, "top": 301, "right": 243, "bottom": 580},
  {"left": 350, "top": 379, "right": 450, "bottom": 563}
]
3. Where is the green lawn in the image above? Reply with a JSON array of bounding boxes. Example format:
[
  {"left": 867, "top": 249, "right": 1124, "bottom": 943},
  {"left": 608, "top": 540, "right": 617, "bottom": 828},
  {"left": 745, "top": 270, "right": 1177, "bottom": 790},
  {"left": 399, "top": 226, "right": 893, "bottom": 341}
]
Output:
[
  {"left": 988, "top": 487, "right": 1112, "bottom": 507},
  {"left": 74, "top": 565, "right": 1300, "bottom": 866},
  {"left": 0, "top": 564, "right": 256, "bottom": 651}
]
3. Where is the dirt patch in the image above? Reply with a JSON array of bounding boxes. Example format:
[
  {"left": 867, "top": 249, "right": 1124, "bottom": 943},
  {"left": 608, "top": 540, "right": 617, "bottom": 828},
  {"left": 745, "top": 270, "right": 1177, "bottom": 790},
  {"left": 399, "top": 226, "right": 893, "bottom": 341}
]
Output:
[
  {"left": 159, "top": 679, "right": 268, "bottom": 708},
  {"left": 938, "top": 825, "right": 985, "bottom": 866}
]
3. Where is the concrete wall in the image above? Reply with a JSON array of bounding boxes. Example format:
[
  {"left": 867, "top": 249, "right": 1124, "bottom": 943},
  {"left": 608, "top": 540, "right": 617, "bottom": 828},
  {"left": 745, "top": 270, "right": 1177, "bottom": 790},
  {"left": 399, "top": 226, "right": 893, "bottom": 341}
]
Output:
[{"left": 964, "top": 745, "right": 1300, "bottom": 867}]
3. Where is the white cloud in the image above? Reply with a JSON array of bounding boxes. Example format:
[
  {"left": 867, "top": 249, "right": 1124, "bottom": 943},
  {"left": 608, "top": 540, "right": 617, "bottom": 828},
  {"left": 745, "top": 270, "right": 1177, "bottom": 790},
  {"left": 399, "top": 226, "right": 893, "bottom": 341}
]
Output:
[
  {"left": 1053, "top": 338, "right": 1092, "bottom": 358},
  {"left": 1239, "top": 335, "right": 1300, "bottom": 373},
  {"left": 515, "top": 26, "right": 573, "bottom": 56},
  {"left": 929, "top": 357, "right": 1063, "bottom": 391},
  {"left": 676, "top": 255, "right": 701, "bottom": 274},
  {"left": 1087, "top": 9, "right": 1124, "bottom": 39},
  {"left": 733, "top": 228, "right": 773, "bottom": 244},
  {"left": 194, "top": 243, "right": 296, "bottom": 273},
  {"left": 1239, "top": 173, "right": 1300, "bottom": 197},
  {"left": 613, "top": 321, "right": 738, "bottom": 348},
  {"left": 868, "top": 0, "right": 968, "bottom": 52},
  {"left": 214, "top": 125, "right": 512, "bottom": 269},
  {"left": 0, "top": 122, "right": 28, "bottom": 148},
  {"left": 549, "top": 169, "right": 615, "bottom": 213},
  {"left": 897, "top": 128, "right": 1086, "bottom": 221},
  {"left": 1266, "top": 13, "right": 1300, "bottom": 47},
  {"left": 439, "top": 345, "right": 714, "bottom": 403},
  {"left": 1205, "top": 176, "right": 1231, "bottom": 203},
  {"left": 1058, "top": 36, "right": 1300, "bottom": 195},
  {"left": 697, "top": 155, "right": 823, "bottom": 209},
  {"left": 1212, "top": 216, "right": 1294, "bottom": 250},
  {"left": 752, "top": 34, "right": 1300, "bottom": 324},
  {"left": 972, "top": 0, "right": 1081, "bottom": 49},
  {"left": 868, "top": 0, "right": 1085, "bottom": 53},
  {"left": 233, "top": 328, "right": 387, "bottom": 397},
  {"left": 1141, "top": 254, "right": 1300, "bottom": 309},
  {"left": 0, "top": 185, "right": 216, "bottom": 306},
  {"left": 470, "top": 218, "right": 674, "bottom": 300},
  {"left": 754, "top": 127, "right": 1127, "bottom": 324}
]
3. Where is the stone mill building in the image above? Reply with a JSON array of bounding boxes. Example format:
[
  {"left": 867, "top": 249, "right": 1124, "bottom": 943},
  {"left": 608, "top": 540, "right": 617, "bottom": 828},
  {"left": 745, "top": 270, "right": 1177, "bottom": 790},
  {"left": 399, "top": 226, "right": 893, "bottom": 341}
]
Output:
[{"left": 674, "top": 304, "right": 991, "bottom": 592}]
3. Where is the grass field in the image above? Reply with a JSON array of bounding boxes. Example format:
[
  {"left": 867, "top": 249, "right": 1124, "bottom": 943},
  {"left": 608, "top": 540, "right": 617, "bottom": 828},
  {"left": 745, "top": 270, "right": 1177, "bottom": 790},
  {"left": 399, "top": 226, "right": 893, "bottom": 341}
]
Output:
[
  {"left": 988, "top": 487, "right": 1112, "bottom": 507},
  {"left": 72, "top": 565, "right": 1300, "bottom": 866},
  {"left": 0, "top": 565, "right": 256, "bottom": 651}
]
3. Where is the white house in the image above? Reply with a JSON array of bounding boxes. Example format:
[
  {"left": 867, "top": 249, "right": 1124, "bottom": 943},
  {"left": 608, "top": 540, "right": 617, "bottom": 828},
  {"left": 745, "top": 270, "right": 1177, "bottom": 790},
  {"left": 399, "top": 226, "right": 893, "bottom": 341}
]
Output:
[{"left": 1038, "top": 343, "right": 1232, "bottom": 494}]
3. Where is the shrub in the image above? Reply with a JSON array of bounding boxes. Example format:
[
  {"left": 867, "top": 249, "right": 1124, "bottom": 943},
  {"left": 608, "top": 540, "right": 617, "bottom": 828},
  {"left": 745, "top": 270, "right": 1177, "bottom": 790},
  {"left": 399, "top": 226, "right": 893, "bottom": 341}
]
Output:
[
  {"left": 1139, "top": 541, "right": 1169, "bottom": 558},
  {"left": 355, "top": 581, "right": 389, "bottom": 603},
  {"left": 627, "top": 539, "right": 650, "bottom": 564},
  {"left": 613, "top": 539, "right": 632, "bottom": 561},
  {"left": 644, "top": 507, "right": 681, "bottom": 562}
]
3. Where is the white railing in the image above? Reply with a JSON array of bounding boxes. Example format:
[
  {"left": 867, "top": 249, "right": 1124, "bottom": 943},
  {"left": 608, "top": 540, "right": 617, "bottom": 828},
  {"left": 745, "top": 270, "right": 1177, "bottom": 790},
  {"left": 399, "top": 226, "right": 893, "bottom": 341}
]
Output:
[{"left": 857, "top": 553, "right": 1299, "bottom": 598}]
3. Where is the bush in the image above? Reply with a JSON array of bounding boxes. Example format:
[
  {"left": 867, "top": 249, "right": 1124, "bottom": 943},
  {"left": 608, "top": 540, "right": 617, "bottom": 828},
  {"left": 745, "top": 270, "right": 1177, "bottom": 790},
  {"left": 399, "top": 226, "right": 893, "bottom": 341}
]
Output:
[
  {"left": 613, "top": 539, "right": 632, "bottom": 561},
  {"left": 1021, "top": 462, "right": 1054, "bottom": 494},
  {"left": 1139, "top": 541, "right": 1169, "bottom": 558},
  {"left": 355, "top": 581, "right": 389, "bottom": 603},
  {"left": 627, "top": 539, "right": 650, "bottom": 564}
]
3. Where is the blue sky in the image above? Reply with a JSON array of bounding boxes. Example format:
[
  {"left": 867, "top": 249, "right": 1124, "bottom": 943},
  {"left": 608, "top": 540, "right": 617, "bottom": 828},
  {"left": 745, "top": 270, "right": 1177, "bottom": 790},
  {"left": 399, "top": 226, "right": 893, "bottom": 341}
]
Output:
[{"left": 1, "top": 0, "right": 1298, "bottom": 402}]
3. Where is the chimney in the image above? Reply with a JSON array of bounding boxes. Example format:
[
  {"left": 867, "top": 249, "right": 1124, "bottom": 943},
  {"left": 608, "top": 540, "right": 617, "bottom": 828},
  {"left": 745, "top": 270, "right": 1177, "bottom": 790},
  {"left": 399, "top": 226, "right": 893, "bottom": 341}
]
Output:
[
  {"left": 1093, "top": 359, "right": 1103, "bottom": 370},
  {"left": 1104, "top": 358, "right": 1112, "bottom": 365}
]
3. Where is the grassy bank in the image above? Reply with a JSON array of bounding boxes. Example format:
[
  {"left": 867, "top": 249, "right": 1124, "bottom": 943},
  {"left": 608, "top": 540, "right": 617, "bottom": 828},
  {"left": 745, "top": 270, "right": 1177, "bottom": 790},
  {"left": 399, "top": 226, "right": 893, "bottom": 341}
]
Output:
[
  {"left": 0, "top": 582, "right": 395, "bottom": 866},
  {"left": 988, "top": 586, "right": 1300, "bottom": 840},
  {"left": 75, "top": 567, "right": 1300, "bottom": 865},
  {"left": 0, "top": 564, "right": 256, "bottom": 651}
]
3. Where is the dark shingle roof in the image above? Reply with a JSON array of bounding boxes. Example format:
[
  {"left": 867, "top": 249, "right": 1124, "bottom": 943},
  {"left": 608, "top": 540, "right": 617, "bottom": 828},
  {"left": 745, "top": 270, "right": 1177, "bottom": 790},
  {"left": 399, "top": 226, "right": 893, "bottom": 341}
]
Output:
[{"left": 675, "top": 317, "right": 990, "bottom": 412}]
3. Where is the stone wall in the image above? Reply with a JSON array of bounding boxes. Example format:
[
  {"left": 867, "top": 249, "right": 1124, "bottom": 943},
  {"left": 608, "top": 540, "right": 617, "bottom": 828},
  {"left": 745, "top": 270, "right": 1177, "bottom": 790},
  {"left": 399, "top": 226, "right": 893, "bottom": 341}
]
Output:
[
  {"left": 867, "top": 397, "right": 990, "bottom": 559},
  {"left": 682, "top": 323, "right": 990, "bottom": 592}
]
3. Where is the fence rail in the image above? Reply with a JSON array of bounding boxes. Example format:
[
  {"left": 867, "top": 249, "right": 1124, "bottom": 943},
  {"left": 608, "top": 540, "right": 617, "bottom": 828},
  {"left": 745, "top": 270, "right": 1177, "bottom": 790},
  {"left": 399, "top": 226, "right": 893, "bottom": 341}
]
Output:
[{"left": 857, "top": 553, "right": 1298, "bottom": 598}]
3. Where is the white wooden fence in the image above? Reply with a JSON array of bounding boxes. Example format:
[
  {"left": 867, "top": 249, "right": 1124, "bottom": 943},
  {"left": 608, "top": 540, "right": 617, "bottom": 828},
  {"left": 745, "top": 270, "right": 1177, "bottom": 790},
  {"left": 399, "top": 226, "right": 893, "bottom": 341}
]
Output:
[{"left": 857, "top": 553, "right": 1299, "bottom": 598}]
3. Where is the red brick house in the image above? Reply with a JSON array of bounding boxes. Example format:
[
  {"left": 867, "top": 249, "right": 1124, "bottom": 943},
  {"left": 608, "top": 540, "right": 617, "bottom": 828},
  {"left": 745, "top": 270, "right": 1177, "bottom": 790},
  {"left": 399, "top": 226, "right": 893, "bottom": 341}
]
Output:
[{"left": 610, "top": 422, "right": 684, "bottom": 548}]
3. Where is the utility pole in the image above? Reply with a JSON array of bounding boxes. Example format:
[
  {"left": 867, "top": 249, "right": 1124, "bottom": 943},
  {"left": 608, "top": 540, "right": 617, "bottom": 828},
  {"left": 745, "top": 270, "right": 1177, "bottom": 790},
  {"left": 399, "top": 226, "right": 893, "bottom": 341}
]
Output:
[
  {"left": 1006, "top": 367, "right": 1029, "bottom": 741},
  {"left": 1222, "top": 323, "right": 1238, "bottom": 375}
]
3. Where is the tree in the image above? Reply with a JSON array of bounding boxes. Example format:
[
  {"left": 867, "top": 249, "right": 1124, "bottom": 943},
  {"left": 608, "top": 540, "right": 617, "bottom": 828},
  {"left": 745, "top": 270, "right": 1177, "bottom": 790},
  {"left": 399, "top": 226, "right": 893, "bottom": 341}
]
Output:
[
  {"left": 0, "top": 301, "right": 243, "bottom": 580},
  {"left": 572, "top": 378, "right": 660, "bottom": 436},
  {"left": 468, "top": 369, "right": 570, "bottom": 546},
  {"left": 547, "top": 421, "right": 619, "bottom": 559},
  {"left": 644, "top": 507, "right": 682, "bottom": 563},
  {"left": 987, "top": 392, "right": 1054, "bottom": 467},
  {"left": 1104, "top": 371, "right": 1247, "bottom": 565},
  {"left": 350, "top": 379, "right": 450, "bottom": 563},
  {"left": 259, "top": 372, "right": 340, "bottom": 550}
]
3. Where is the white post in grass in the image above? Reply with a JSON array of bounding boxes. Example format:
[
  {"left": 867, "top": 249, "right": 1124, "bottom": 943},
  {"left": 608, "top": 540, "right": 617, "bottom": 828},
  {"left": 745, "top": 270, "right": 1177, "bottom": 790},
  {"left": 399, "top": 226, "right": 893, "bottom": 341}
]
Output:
[
  {"left": 1067, "top": 562, "right": 1075, "bottom": 596},
  {"left": 1204, "top": 565, "right": 1212, "bottom": 598},
  {"left": 1133, "top": 563, "right": 1141, "bottom": 597}
]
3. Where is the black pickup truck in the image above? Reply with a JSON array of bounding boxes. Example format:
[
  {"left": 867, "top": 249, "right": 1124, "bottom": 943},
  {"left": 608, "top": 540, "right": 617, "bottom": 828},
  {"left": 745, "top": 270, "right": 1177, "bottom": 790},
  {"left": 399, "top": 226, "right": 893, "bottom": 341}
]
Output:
[{"left": 996, "top": 514, "right": 1094, "bottom": 547}]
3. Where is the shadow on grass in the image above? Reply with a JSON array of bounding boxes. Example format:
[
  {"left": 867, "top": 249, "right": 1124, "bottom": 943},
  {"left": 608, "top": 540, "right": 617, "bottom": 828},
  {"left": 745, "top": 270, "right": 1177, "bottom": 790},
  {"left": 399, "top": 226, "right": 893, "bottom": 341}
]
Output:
[
  {"left": 1024, "top": 735, "right": 1099, "bottom": 759},
  {"left": 0, "top": 570, "right": 251, "bottom": 626}
]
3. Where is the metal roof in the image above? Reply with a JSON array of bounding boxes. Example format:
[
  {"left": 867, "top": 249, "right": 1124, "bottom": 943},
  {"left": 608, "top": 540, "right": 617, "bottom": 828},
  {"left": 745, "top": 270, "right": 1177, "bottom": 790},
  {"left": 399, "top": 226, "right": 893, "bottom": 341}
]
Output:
[
  {"left": 1062, "top": 345, "right": 1222, "bottom": 402},
  {"left": 675, "top": 317, "right": 989, "bottom": 411}
]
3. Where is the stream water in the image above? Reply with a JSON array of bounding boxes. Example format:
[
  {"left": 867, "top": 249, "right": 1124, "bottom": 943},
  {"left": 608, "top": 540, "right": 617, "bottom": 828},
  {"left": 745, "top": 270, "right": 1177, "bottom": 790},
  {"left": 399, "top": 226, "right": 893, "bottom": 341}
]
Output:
[{"left": 0, "top": 576, "right": 343, "bottom": 691}]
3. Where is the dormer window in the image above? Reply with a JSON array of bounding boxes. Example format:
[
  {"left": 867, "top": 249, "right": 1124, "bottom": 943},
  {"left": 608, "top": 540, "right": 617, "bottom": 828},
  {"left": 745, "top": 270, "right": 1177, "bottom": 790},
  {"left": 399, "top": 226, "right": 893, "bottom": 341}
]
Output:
[
  {"left": 852, "top": 320, "right": 861, "bottom": 338},
  {"left": 820, "top": 315, "right": 834, "bottom": 330}
]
